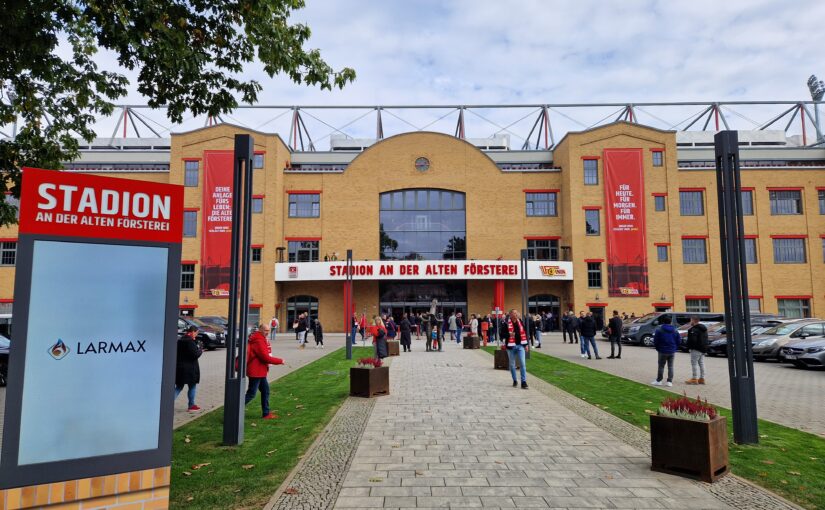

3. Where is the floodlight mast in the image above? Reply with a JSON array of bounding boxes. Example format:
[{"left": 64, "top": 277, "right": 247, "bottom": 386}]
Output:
[{"left": 808, "top": 75, "right": 825, "bottom": 143}]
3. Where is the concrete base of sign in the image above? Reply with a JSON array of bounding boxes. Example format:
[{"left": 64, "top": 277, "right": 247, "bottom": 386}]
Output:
[{"left": 0, "top": 466, "right": 170, "bottom": 509}]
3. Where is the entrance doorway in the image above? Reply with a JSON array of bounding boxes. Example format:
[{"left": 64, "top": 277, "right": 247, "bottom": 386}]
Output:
[
  {"left": 528, "top": 294, "right": 561, "bottom": 330},
  {"left": 589, "top": 306, "right": 606, "bottom": 330},
  {"left": 379, "top": 281, "right": 467, "bottom": 324}
]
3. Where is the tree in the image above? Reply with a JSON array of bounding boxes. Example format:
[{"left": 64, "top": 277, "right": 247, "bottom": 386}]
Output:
[{"left": 0, "top": 0, "right": 355, "bottom": 226}]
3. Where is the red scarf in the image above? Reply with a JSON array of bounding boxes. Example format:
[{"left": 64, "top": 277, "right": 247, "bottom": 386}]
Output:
[{"left": 506, "top": 318, "right": 528, "bottom": 347}]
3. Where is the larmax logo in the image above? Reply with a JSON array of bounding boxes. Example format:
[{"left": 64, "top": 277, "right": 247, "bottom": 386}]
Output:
[
  {"left": 48, "top": 338, "right": 148, "bottom": 359},
  {"left": 48, "top": 339, "right": 70, "bottom": 360}
]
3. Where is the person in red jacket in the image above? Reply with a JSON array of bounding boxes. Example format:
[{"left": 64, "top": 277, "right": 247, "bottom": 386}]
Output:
[{"left": 244, "top": 323, "right": 285, "bottom": 419}]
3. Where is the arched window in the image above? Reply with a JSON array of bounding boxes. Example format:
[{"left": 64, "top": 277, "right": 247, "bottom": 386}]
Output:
[
  {"left": 379, "top": 189, "right": 466, "bottom": 260},
  {"left": 286, "top": 295, "right": 319, "bottom": 331}
]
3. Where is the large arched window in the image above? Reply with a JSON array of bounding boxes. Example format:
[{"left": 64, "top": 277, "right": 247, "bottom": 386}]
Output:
[
  {"left": 379, "top": 189, "right": 466, "bottom": 260},
  {"left": 286, "top": 295, "right": 318, "bottom": 331}
]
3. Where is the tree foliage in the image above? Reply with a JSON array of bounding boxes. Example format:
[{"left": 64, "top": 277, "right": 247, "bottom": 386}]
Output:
[{"left": 0, "top": 0, "right": 355, "bottom": 225}]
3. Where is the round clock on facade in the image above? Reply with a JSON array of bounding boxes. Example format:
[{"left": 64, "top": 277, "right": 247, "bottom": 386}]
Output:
[{"left": 415, "top": 157, "right": 430, "bottom": 172}]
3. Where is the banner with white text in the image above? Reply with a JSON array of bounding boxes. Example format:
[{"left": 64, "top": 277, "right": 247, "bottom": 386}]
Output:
[{"left": 200, "top": 151, "right": 234, "bottom": 298}]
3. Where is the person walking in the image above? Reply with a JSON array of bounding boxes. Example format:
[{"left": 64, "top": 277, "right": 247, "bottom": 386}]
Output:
[
  {"left": 359, "top": 313, "right": 367, "bottom": 343},
  {"left": 481, "top": 314, "right": 490, "bottom": 346},
  {"left": 499, "top": 309, "right": 529, "bottom": 389},
  {"left": 607, "top": 310, "right": 623, "bottom": 359},
  {"left": 533, "top": 314, "right": 543, "bottom": 348},
  {"left": 652, "top": 315, "right": 680, "bottom": 387},
  {"left": 399, "top": 313, "right": 412, "bottom": 352},
  {"left": 373, "top": 316, "right": 389, "bottom": 358},
  {"left": 414, "top": 313, "right": 422, "bottom": 340},
  {"left": 684, "top": 316, "right": 709, "bottom": 385},
  {"left": 244, "top": 323, "right": 285, "bottom": 419},
  {"left": 269, "top": 316, "right": 279, "bottom": 341},
  {"left": 448, "top": 312, "right": 458, "bottom": 343},
  {"left": 350, "top": 313, "right": 359, "bottom": 345},
  {"left": 313, "top": 318, "right": 324, "bottom": 348},
  {"left": 561, "top": 312, "right": 571, "bottom": 343},
  {"left": 386, "top": 316, "right": 397, "bottom": 346},
  {"left": 175, "top": 326, "right": 202, "bottom": 411},
  {"left": 295, "top": 312, "right": 308, "bottom": 349},
  {"left": 579, "top": 312, "right": 601, "bottom": 359}
]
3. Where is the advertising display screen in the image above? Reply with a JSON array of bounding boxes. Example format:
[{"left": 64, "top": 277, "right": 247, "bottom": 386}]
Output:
[
  {"left": 0, "top": 167, "right": 182, "bottom": 489},
  {"left": 17, "top": 240, "right": 168, "bottom": 465}
]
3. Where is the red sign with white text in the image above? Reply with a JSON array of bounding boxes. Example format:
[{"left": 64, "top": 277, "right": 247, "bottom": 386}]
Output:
[
  {"left": 603, "top": 149, "right": 649, "bottom": 297},
  {"left": 200, "top": 151, "right": 234, "bottom": 298},
  {"left": 18, "top": 167, "right": 183, "bottom": 243}
]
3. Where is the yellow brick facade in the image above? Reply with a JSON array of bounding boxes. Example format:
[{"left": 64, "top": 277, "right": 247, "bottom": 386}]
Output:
[{"left": 1, "top": 121, "right": 824, "bottom": 330}]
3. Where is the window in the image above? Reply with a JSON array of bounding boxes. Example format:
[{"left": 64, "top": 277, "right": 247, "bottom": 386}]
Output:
[
  {"left": 379, "top": 189, "right": 466, "bottom": 260},
  {"left": 587, "top": 262, "right": 602, "bottom": 288},
  {"left": 184, "top": 160, "right": 199, "bottom": 187},
  {"left": 288, "top": 241, "right": 319, "bottom": 262},
  {"left": 654, "top": 196, "right": 666, "bottom": 212},
  {"left": 741, "top": 190, "right": 754, "bottom": 215},
  {"left": 657, "top": 245, "right": 668, "bottom": 262},
  {"left": 0, "top": 302, "right": 11, "bottom": 314},
  {"left": 748, "top": 298, "right": 761, "bottom": 313},
  {"left": 744, "top": 238, "right": 757, "bottom": 264},
  {"left": 769, "top": 190, "right": 802, "bottom": 215},
  {"left": 652, "top": 151, "right": 663, "bottom": 167},
  {"left": 585, "top": 209, "right": 600, "bottom": 235},
  {"left": 778, "top": 298, "right": 810, "bottom": 319},
  {"left": 773, "top": 238, "right": 806, "bottom": 263},
  {"left": 525, "top": 192, "right": 558, "bottom": 217},
  {"left": 583, "top": 159, "right": 598, "bottom": 185},
  {"left": 526, "top": 239, "right": 559, "bottom": 260},
  {"left": 247, "top": 307, "right": 261, "bottom": 329},
  {"left": 183, "top": 211, "right": 198, "bottom": 237},
  {"left": 251, "top": 247, "right": 262, "bottom": 263},
  {"left": 252, "top": 197, "right": 263, "bottom": 214},
  {"left": 686, "top": 299, "right": 711, "bottom": 313},
  {"left": 287, "top": 295, "right": 319, "bottom": 330},
  {"left": 0, "top": 241, "right": 16, "bottom": 266},
  {"left": 181, "top": 263, "right": 195, "bottom": 290},
  {"left": 682, "top": 238, "right": 707, "bottom": 264},
  {"left": 253, "top": 153, "right": 264, "bottom": 169},
  {"left": 819, "top": 190, "right": 825, "bottom": 215},
  {"left": 679, "top": 191, "right": 704, "bottom": 216},
  {"left": 288, "top": 193, "right": 320, "bottom": 218}
]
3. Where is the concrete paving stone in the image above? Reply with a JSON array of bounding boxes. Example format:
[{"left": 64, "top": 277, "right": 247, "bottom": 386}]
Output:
[
  {"left": 479, "top": 496, "right": 517, "bottom": 508},
  {"left": 429, "top": 486, "right": 464, "bottom": 497},
  {"left": 543, "top": 496, "right": 615, "bottom": 508},
  {"left": 459, "top": 486, "right": 526, "bottom": 497},
  {"left": 384, "top": 496, "right": 418, "bottom": 507},
  {"left": 486, "top": 477, "right": 551, "bottom": 486},
  {"left": 511, "top": 496, "right": 554, "bottom": 507},
  {"left": 370, "top": 487, "right": 433, "bottom": 497},
  {"left": 627, "top": 487, "right": 667, "bottom": 498},
  {"left": 603, "top": 478, "right": 668, "bottom": 488},
  {"left": 520, "top": 486, "right": 575, "bottom": 497},
  {"left": 415, "top": 496, "right": 483, "bottom": 507},
  {"left": 338, "top": 487, "right": 371, "bottom": 497},
  {"left": 386, "top": 470, "right": 416, "bottom": 478},
  {"left": 332, "top": 496, "right": 385, "bottom": 508},
  {"left": 401, "top": 477, "right": 446, "bottom": 487},
  {"left": 568, "top": 487, "right": 635, "bottom": 498},
  {"left": 444, "top": 477, "right": 492, "bottom": 487},
  {"left": 608, "top": 497, "right": 681, "bottom": 508}
]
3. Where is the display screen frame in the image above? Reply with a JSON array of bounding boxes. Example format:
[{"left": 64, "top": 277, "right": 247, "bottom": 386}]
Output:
[{"left": 0, "top": 233, "right": 181, "bottom": 489}]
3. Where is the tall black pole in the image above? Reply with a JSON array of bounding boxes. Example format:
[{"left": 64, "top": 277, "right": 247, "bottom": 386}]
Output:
[
  {"left": 520, "top": 249, "right": 530, "bottom": 359},
  {"left": 714, "top": 130, "right": 759, "bottom": 444},
  {"left": 223, "top": 134, "right": 254, "bottom": 446},
  {"left": 346, "top": 249, "right": 353, "bottom": 360}
]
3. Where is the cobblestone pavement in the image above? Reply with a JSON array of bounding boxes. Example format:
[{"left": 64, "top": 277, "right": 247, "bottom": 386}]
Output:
[
  {"left": 330, "top": 342, "right": 740, "bottom": 510},
  {"left": 537, "top": 333, "right": 825, "bottom": 437}
]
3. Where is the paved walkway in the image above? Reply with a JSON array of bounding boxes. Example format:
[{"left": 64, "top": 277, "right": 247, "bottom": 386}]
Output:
[
  {"left": 537, "top": 333, "right": 825, "bottom": 437},
  {"left": 332, "top": 343, "right": 735, "bottom": 509}
]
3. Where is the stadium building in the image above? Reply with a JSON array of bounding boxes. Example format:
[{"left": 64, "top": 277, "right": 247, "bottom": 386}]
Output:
[{"left": 2, "top": 104, "right": 825, "bottom": 331}]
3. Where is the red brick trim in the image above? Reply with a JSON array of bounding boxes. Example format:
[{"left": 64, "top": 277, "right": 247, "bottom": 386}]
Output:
[
  {"left": 524, "top": 235, "right": 562, "bottom": 240},
  {"left": 523, "top": 188, "right": 560, "bottom": 193},
  {"left": 286, "top": 190, "right": 322, "bottom": 195},
  {"left": 767, "top": 187, "right": 803, "bottom": 191},
  {"left": 679, "top": 187, "right": 706, "bottom": 192},
  {"left": 179, "top": 304, "right": 198, "bottom": 309},
  {"left": 285, "top": 236, "right": 321, "bottom": 241},
  {"left": 586, "top": 302, "right": 608, "bottom": 307},
  {"left": 584, "top": 258, "right": 604, "bottom": 263},
  {"left": 685, "top": 295, "right": 713, "bottom": 300},
  {"left": 681, "top": 235, "right": 708, "bottom": 239},
  {"left": 770, "top": 234, "right": 807, "bottom": 239},
  {"left": 181, "top": 260, "right": 198, "bottom": 265},
  {"left": 775, "top": 295, "right": 812, "bottom": 299},
  {"left": 582, "top": 206, "right": 602, "bottom": 210}
]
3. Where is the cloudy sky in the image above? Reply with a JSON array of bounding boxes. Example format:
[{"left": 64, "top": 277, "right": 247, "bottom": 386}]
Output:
[{"left": 99, "top": 0, "right": 825, "bottom": 144}]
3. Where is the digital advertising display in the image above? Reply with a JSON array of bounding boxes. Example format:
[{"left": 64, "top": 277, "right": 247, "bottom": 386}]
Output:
[{"left": 0, "top": 167, "right": 183, "bottom": 489}]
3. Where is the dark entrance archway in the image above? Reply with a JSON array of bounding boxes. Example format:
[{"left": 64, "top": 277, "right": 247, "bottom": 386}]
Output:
[{"left": 528, "top": 294, "right": 561, "bottom": 330}]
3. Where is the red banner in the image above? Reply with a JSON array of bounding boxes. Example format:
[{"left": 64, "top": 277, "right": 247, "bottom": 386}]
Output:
[
  {"left": 603, "top": 149, "right": 648, "bottom": 297},
  {"left": 19, "top": 167, "right": 183, "bottom": 243},
  {"left": 200, "top": 151, "right": 233, "bottom": 298}
]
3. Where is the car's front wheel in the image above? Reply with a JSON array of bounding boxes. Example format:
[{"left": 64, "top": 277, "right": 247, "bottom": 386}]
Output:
[{"left": 641, "top": 334, "right": 654, "bottom": 347}]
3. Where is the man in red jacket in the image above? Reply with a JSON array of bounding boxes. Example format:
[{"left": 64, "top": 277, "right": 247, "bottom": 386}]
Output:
[{"left": 244, "top": 323, "right": 285, "bottom": 419}]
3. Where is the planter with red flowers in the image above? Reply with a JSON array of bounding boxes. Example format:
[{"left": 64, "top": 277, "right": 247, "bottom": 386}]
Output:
[
  {"left": 650, "top": 394, "right": 729, "bottom": 483},
  {"left": 350, "top": 357, "right": 390, "bottom": 398}
]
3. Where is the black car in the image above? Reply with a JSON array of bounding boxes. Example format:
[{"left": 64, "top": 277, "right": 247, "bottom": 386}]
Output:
[
  {"left": 0, "top": 334, "right": 10, "bottom": 387},
  {"left": 199, "top": 315, "right": 229, "bottom": 329},
  {"left": 178, "top": 317, "right": 227, "bottom": 350},
  {"left": 705, "top": 319, "right": 785, "bottom": 357}
]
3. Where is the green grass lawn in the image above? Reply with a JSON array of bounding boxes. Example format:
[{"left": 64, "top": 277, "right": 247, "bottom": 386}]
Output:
[
  {"left": 483, "top": 347, "right": 825, "bottom": 510},
  {"left": 169, "top": 347, "right": 374, "bottom": 510}
]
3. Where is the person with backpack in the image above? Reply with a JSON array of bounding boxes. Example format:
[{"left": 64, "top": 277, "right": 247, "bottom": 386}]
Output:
[
  {"left": 652, "top": 315, "right": 680, "bottom": 387},
  {"left": 607, "top": 310, "right": 623, "bottom": 359},
  {"left": 684, "top": 316, "right": 709, "bottom": 385}
]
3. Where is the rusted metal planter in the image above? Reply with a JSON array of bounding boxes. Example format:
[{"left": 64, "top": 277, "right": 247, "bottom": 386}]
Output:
[
  {"left": 349, "top": 366, "right": 390, "bottom": 398},
  {"left": 650, "top": 414, "right": 729, "bottom": 483},
  {"left": 463, "top": 336, "right": 480, "bottom": 349},
  {"left": 494, "top": 349, "right": 519, "bottom": 370},
  {"left": 387, "top": 340, "right": 400, "bottom": 356}
]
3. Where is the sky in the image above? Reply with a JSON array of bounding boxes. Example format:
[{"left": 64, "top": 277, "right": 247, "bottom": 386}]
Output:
[{"left": 86, "top": 0, "right": 825, "bottom": 145}]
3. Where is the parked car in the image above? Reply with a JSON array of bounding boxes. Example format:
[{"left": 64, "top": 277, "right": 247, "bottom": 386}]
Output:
[
  {"left": 198, "top": 316, "right": 229, "bottom": 329},
  {"left": 780, "top": 337, "right": 825, "bottom": 368},
  {"left": 178, "top": 316, "right": 227, "bottom": 350},
  {"left": 677, "top": 321, "right": 721, "bottom": 352},
  {"left": 621, "top": 312, "right": 725, "bottom": 347},
  {"left": 0, "top": 333, "right": 9, "bottom": 387},
  {"left": 750, "top": 320, "right": 825, "bottom": 361},
  {"left": 706, "top": 318, "right": 786, "bottom": 357}
]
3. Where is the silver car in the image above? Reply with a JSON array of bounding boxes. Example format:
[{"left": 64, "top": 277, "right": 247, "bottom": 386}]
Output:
[
  {"left": 750, "top": 320, "right": 825, "bottom": 361},
  {"left": 780, "top": 338, "right": 825, "bottom": 368}
]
